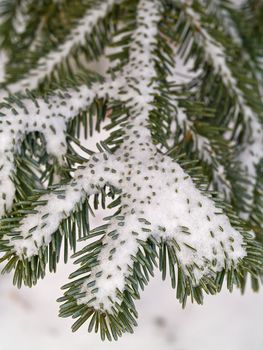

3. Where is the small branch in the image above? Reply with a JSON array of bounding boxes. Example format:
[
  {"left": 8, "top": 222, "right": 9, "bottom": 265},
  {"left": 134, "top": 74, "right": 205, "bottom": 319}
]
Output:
[
  {"left": 180, "top": 0, "right": 263, "bottom": 213},
  {"left": 1, "top": 0, "right": 121, "bottom": 95},
  {"left": 0, "top": 83, "right": 104, "bottom": 215}
]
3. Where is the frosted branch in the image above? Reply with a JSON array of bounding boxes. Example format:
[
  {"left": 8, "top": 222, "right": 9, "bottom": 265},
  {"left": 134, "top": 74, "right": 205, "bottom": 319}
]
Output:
[
  {"left": 12, "top": 152, "right": 123, "bottom": 256},
  {"left": 0, "top": 83, "right": 105, "bottom": 215},
  {"left": 0, "top": 0, "right": 250, "bottom": 321},
  {"left": 78, "top": 149, "right": 245, "bottom": 311},
  {"left": 171, "top": 97, "right": 232, "bottom": 198},
  {"left": 5, "top": 0, "right": 246, "bottom": 313},
  {"left": 1, "top": 0, "right": 121, "bottom": 96},
  {"left": 180, "top": 0, "right": 263, "bottom": 214}
]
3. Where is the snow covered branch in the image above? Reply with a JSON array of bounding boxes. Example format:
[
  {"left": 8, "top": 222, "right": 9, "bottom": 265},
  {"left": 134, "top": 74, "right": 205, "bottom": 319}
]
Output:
[
  {"left": 179, "top": 0, "right": 263, "bottom": 215},
  {"left": 0, "top": 0, "right": 121, "bottom": 96},
  {"left": 0, "top": 0, "right": 262, "bottom": 341},
  {"left": 0, "top": 84, "right": 103, "bottom": 215},
  {"left": 2, "top": 0, "right": 248, "bottom": 315},
  {"left": 169, "top": 92, "right": 232, "bottom": 199}
]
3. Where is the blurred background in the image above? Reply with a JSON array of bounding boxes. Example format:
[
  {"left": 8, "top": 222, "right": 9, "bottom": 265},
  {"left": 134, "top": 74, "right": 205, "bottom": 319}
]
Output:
[{"left": 0, "top": 262, "right": 263, "bottom": 350}]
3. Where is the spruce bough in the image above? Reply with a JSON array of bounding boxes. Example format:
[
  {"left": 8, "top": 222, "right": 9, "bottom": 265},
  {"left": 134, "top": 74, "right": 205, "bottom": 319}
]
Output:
[{"left": 0, "top": 0, "right": 262, "bottom": 341}]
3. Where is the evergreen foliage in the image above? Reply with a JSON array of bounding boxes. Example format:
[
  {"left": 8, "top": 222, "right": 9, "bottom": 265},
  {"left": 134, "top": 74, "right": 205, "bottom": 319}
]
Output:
[{"left": 0, "top": 0, "right": 262, "bottom": 341}]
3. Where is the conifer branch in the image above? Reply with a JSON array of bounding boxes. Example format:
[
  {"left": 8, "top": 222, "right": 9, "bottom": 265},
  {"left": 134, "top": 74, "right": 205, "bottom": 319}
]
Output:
[
  {"left": 169, "top": 85, "right": 232, "bottom": 199},
  {"left": 0, "top": 84, "right": 106, "bottom": 215},
  {"left": 0, "top": 0, "right": 262, "bottom": 341},
  {"left": 0, "top": 0, "right": 121, "bottom": 96},
  {"left": 174, "top": 0, "right": 263, "bottom": 216}
]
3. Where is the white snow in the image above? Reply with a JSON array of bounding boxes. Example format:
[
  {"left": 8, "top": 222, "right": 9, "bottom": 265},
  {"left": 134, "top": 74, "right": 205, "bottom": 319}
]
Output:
[{"left": 1, "top": 263, "right": 263, "bottom": 350}]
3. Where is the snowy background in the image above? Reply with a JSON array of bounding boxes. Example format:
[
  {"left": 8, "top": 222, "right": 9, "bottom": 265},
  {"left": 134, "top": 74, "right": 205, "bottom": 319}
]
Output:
[{"left": 0, "top": 263, "right": 263, "bottom": 350}]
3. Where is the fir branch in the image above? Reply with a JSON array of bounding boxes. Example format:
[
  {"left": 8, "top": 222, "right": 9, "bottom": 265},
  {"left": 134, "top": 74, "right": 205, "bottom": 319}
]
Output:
[
  {"left": 168, "top": 87, "right": 233, "bottom": 199},
  {"left": 0, "top": 0, "right": 262, "bottom": 341},
  {"left": 0, "top": 0, "right": 262, "bottom": 340},
  {"left": 0, "top": 83, "right": 105, "bottom": 215},
  {"left": 0, "top": 0, "right": 121, "bottom": 96},
  {"left": 174, "top": 0, "right": 263, "bottom": 216}
]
